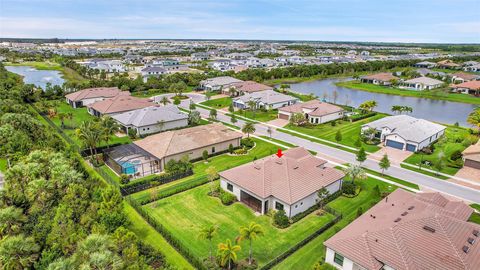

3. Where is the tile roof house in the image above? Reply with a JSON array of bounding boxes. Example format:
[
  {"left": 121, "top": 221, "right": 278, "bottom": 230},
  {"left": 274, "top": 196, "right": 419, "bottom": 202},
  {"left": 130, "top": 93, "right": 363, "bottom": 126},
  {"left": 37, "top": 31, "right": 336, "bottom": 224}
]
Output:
[
  {"left": 400, "top": 77, "right": 444, "bottom": 90},
  {"left": 451, "top": 81, "right": 480, "bottom": 95},
  {"left": 361, "top": 115, "right": 446, "bottom": 152},
  {"left": 65, "top": 87, "right": 128, "bottom": 108},
  {"left": 462, "top": 141, "right": 480, "bottom": 170},
  {"left": 87, "top": 95, "right": 153, "bottom": 116},
  {"left": 111, "top": 105, "right": 188, "bottom": 136},
  {"left": 278, "top": 100, "right": 345, "bottom": 124},
  {"left": 413, "top": 61, "right": 437, "bottom": 69},
  {"left": 222, "top": 81, "right": 273, "bottom": 96},
  {"left": 141, "top": 66, "right": 167, "bottom": 81},
  {"left": 199, "top": 76, "right": 243, "bottom": 91},
  {"left": 219, "top": 147, "right": 344, "bottom": 217},
  {"left": 324, "top": 189, "right": 479, "bottom": 270},
  {"left": 361, "top": 73, "right": 399, "bottom": 86},
  {"left": 450, "top": 72, "right": 480, "bottom": 83},
  {"left": 437, "top": 60, "right": 461, "bottom": 69},
  {"left": 415, "top": 68, "right": 445, "bottom": 77},
  {"left": 232, "top": 90, "right": 298, "bottom": 110},
  {"left": 134, "top": 123, "right": 242, "bottom": 170}
]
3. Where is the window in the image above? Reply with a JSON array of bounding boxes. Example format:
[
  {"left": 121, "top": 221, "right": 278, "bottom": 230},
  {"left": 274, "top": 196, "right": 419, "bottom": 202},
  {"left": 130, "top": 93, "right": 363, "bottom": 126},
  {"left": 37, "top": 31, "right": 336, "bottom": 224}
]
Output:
[
  {"left": 295, "top": 204, "right": 298, "bottom": 208},
  {"left": 334, "top": 253, "right": 344, "bottom": 266},
  {"left": 227, "top": 183, "right": 233, "bottom": 192},
  {"left": 212, "top": 147, "right": 216, "bottom": 153},
  {"left": 275, "top": 202, "right": 284, "bottom": 211},
  {"left": 300, "top": 202, "right": 303, "bottom": 205}
]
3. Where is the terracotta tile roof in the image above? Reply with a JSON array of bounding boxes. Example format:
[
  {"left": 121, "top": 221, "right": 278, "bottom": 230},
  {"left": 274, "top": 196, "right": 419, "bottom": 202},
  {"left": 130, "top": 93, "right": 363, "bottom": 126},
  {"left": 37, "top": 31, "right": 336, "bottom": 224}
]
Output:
[
  {"left": 361, "top": 73, "right": 399, "bottom": 82},
  {"left": 229, "top": 81, "right": 273, "bottom": 93},
  {"left": 325, "top": 189, "right": 478, "bottom": 270},
  {"left": 452, "top": 81, "right": 480, "bottom": 90},
  {"left": 462, "top": 141, "right": 480, "bottom": 162},
  {"left": 133, "top": 123, "right": 242, "bottom": 159},
  {"left": 65, "top": 87, "right": 127, "bottom": 101},
  {"left": 451, "top": 72, "right": 480, "bottom": 81},
  {"left": 219, "top": 147, "right": 344, "bottom": 204},
  {"left": 87, "top": 95, "right": 153, "bottom": 114},
  {"left": 278, "top": 99, "right": 344, "bottom": 117}
]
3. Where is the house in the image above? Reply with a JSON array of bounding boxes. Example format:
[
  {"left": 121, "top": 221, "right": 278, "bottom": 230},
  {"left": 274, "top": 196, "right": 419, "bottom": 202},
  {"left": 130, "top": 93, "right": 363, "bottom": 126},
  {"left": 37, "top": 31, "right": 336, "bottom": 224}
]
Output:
[
  {"left": 191, "top": 52, "right": 209, "bottom": 61},
  {"left": 199, "top": 76, "right": 243, "bottom": 92},
  {"left": 437, "top": 59, "right": 461, "bottom": 69},
  {"left": 88, "top": 59, "right": 125, "bottom": 73},
  {"left": 464, "top": 63, "right": 480, "bottom": 73},
  {"left": 360, "top": 73, "right": 399, "bottom": 86},
  {"left": 450, "top": 72, "right": 480, "bottom": 83},
  {"left": 219, "top": 147, "right": 344, "bottom": 217},
  {"left": 222, "top": 81, "right": 273, "bottom": 96},
  {"left": 462, "top": 141, "right": 480, "bottom": 170},
  {"left": 232, "top": 90, "right": 298, "bottom": 110},
  {"left": 141, "top": 66, "right": 167, "bottom": 81},
  {"left": 133, "top": 123, "right": 242, "bottom": 171},
  {"left": 111, "top": 105, "right": 188, "bottom": 136},
  {"left": 413, "top": 61, "right": 437, "bottom": 68},
  {"left": 400, "top": 77, "right": 444, "bottom": 90},
  {"left": 451, "top": 81, "right": 480, "bottom": 95},
  {"left": 324, "top": 189, "right": 479, "bottom": 270},
  {"left": 278, "top": 100, "right": 345, "bottom": 124},
  {"left": 65, "top": 87, "right": 128, "bottom": 108},
  {"left": 415, "top": 68, "right": 445, "bottom": 77},
  {"left": 463, "top": 61, "right": 479, "bottom": 67},
  {"left": 209, "top": 59, "right": 234, "bottom": 71},
  {"left": 87, "top": 95, "right": 153, "bottom": 117},
  {"left": 361, "top": 115, "right": 446, "bottom": 152}
]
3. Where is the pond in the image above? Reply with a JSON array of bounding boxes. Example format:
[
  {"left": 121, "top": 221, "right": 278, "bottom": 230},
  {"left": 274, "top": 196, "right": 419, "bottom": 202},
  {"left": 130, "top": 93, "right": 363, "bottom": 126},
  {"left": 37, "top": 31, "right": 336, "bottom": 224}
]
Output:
[
  {"left": 284, "top": 78, "right": 477, "bottom": 127},
  {"left": 5, "top": 65, "right": 65, "bottom": 90}
]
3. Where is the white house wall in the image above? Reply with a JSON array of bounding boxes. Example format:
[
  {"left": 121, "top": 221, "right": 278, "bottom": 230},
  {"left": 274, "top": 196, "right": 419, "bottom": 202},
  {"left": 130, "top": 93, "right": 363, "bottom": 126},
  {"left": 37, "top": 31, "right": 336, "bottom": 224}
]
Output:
[
  {"left": 289, "top": 179, "right": 342, "bottom": 217},
  {"left": 135, "top": 118, "right": 188, "bottom": 136}
]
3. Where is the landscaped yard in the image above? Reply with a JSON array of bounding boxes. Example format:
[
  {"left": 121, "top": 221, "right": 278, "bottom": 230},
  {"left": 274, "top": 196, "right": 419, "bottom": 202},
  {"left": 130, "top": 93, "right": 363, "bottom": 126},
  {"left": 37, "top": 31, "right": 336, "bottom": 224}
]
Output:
[
  {"left": 336, "top": 80, "right": 480, "bottom": 105},
  {"left": 143, "top": 184, "right": 335, "bottom": 266},
  {"left": 403, "top": 126, "right": 477, "bottom": 175},
  {"left": 200, "top": 97, "right": 232, "bottom": 108},
  {"left": 285, "top": 113, "right": 387, "bottom": 152},
  {"left": 273, "top": 177, "right": 397, "bottom": 270}
]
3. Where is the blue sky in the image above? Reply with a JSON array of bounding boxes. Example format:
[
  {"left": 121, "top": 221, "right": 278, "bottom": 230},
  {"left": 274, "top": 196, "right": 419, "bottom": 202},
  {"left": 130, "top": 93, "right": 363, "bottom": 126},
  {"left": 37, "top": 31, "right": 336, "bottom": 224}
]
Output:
[{"left": 1, "top": 0, "right": 479, "bottom": 43}]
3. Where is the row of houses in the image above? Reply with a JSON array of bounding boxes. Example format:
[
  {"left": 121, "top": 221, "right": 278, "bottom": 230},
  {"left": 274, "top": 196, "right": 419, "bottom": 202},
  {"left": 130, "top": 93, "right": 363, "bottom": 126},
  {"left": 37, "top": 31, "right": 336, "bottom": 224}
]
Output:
[{"left": 414, "top": 60, "right": 480, "bottom": 72}]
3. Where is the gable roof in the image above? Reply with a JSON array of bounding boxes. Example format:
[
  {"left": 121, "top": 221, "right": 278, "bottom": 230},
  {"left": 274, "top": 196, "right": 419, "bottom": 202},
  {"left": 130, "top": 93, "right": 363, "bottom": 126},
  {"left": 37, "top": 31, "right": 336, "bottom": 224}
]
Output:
[
  {"left": 233, "top": 90, "right": 297, "bottom": 105},
  {"left": 403, "top": 77, "right": 444, "bottom": 86},
  {"left": 111, "top": 105, "right": 187, "bottom": 127},
  {"left": 87, "top": 95, "right": 153, "bottom": 114},
  {"left": 325, "top": 189, "right": 478, "bottom": 270},
  {"left": 453, "top": 81, "right": 480, "bottom": 90},
  {"left": 279, "top": 99, "right": 344, "bottom": 116},
  {"left": 65, "top": 87, "right": 127, "bottom": 101},
  {"left": 229, "top": 81, "right": 273, "bottom": 93},
  {"left": 361, "top": 73, "right": 399, "bottom": 82},
  {"left": 219, "top": 147, "right": 344, "bottom": 204},
  {"left": 133, "top": 123, "right": 242, "bottom": 159},
  {"left": 363, "top": 115, "right": 446, "bottom": 143}
]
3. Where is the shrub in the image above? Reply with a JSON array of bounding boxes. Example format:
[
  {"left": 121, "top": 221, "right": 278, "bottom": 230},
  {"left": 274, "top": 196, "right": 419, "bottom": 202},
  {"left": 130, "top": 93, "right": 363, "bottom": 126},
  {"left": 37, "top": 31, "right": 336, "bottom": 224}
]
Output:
[
  {"left": 120, "top": 174, "right": 130, "bottom": 185},
  {"left": 128, "top": 128, "right": 137, "bottom": 139},
  {"left": 313, "top": 262, "right": 337, "bottom": 270},
  {"left": 228, "top": 143, "right": 234, "bottom": 154},
  {"left": 219, "top": 191, "right": 236, "bottom": 205},
  {"left": 450, "top": 150, "right": 463, "bottom": 161},
  {"left": 241, "top": 138, "right": 254, "bottom": 149},
  {"left": 233, "top": 148, "right": 248, "bottom": 155},
  {"left": 356, "top": 206, "right": 363, "bottom": 217},
  {"left": 330, "top": 120, "right": 336, "bottom": 127},
  {"left": 273, "top": 210, "right": 289, "bottom": 228},
  {"left": 202, "top": 150, "right": 208, "bottom": 161},
  {"left": 342, "top": 181, "right": 357, "bottom": 195},
  {"left": 354, "top": 138, "right": 362, "bottom": 147}
]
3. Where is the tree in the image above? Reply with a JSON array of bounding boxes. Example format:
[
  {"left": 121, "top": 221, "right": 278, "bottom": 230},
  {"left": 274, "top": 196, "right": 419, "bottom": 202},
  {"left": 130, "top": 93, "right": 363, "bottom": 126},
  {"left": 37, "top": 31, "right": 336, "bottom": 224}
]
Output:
[
  {"left": 99, "top": 116, "right": 119, "bottom": 148},
  {"left": 332, "top": 90, "right": 339, "bottom": 104},
  {"left": 76, "top": 121, "right": 101, "bottom": 156},
  {"left": 267, "top": 126, "right": 273, "bottom": 138},
  {"left": 230, "top": 114, "right": 237, "bottom": 124},
  {"left": 358, "top": 100, "right": 377, "bottom": 113},
  {"left": 317, "top": 187, "right": 330, "bottom": 209},
  {"left": 0, "top": 207, "right": 27, "bottom": 239},
  {"left": 188, "top": 110, "right": 201, "bottom": 126},
  {"left": 434, "top": 159, "right": 445, "bottom": 176},
  {"left": 228, "top": 87, "right": 236, "bottom": 97},
  {"left": 217, "top": 239, "right": 241, "bottom": 270},
  {"left": 228, "top": 103, "right": 234, "bottom": 113},
  {"left": 209, "top": 108, "right": 217, "bottom": 120},
  {"left": 467, "top": 108, "right": 480, "bottom": 135},
  {"left": 55, "top": 112, "right": 72, "bottom": 129},
  {"left": 198, "top": 225, "right": 218, "bottom": 261},
  {"left": 356, "top": 147, "right": 367, "bottom": 164},
  {"left": 343, "top": 164, "right": 367, "bottom": 184},
  {"left": 237, "top": 222, "right": 264, "bottom": 265},
  {"left": 160, "top": 96, "right": 170, "bottom": 106},
  {"left": 289, "top": 113, "right": 306, "bottom": 126},
  {"left": 242, "top": 122, "right": 255, "bottom": 138},
  {"left": 335, "top": 130, "right": 342, "bottom": 143},
  {"left": 379, "top": 154, "right": 391, "bottom": 175},
  {"left": 0, "top": 234, "right": 40, "bottom": 270},
  {"left": 206, "top": 166, "right": 218, "bottom": 193},
  {"left": 189, "top": 100, "right": 196, "bottom": 111},
  {"left": 173, "top": 96, "right": 181, "bottom": 105},
  {"left": 202, "top": 150, "right": 209, "bottom": 161},
  {"left": 247, "top": 100, "right": 257, "bottom": 118}
]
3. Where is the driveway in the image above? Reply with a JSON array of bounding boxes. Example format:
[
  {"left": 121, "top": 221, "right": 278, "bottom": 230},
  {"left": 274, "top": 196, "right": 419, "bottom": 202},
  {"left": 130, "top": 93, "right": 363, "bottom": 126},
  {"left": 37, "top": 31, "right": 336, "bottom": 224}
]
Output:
[
  {"left": 369, "top": 145, "right": 413, "bottom": 165},
  {"left": 450, "top": 166, "right": 480, "bottom": 190},
  {"left": 266, "top": 118, "right": 289, "bottom": 128}
]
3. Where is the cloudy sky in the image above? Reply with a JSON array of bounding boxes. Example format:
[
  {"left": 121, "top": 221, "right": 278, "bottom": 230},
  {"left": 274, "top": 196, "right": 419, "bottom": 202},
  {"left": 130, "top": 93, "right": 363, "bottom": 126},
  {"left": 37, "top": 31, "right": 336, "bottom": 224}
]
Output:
[{"left": 1, "top": 0, "right": 479, "bottom": 43}]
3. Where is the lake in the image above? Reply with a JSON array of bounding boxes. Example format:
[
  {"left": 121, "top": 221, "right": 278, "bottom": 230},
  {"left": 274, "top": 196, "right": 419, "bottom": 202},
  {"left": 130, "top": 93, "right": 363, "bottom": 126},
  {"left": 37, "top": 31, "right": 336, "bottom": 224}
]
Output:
[
  {"left": 285, "top": 78, "right": 477, "bottom": 126},
  {"left": 5, "top": 65, "right": 65, "bottom": 90}
]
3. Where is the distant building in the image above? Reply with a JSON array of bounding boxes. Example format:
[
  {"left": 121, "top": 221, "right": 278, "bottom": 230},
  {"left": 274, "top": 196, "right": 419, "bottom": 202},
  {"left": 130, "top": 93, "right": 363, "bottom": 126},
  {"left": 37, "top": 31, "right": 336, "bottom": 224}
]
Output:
[
  {"left": 450, "top": 72, "right": 480, "bottom": 83},
  {"left": 222, "top": 81, "right": 273, "bottom": 96},
  {"left": 462, "top": 141, "right": 480, "bottom": 170},
  {"left": 413, "top": 61, "right": 437, "bottom": 68},
  {"left": 437, "top": 60, "right": 461, "bottom": 69},
  {"left": 199, "top": 76, "right": 243, "bottom": 92},
  {"left": 87, "top": 59, "right": 125, "bottom": 73},
  {"left": 400, "top": 77, "right": 444, "bottom": 90},
  {"left": 141, "top": 66, "right": 167, "bottom": 81},
  {"left": 451, "top": 81, "right": 480, "bottom": 95},
  {"left": 233, "top": 90, "right": 298, "bottom": 110},
  {"left": 190, "top": 52, "right": 209, "bottom": 61},
  {"left": 278, "top": 100, "right": 345, "bottom": 124},
  {"left": 361, "top": 73, "right": 399, "bottom": 86}
]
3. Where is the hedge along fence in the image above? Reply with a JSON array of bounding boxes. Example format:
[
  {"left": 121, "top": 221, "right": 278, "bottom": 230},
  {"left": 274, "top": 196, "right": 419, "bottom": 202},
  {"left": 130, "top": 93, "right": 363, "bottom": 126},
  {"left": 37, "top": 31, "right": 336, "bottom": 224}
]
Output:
[
  {"left": 120, "top": 169, "right": 194, "bottom": 196},
  {"left": 350, "top": 112, "right": 377, "bottom": 122},
  {"left": 125, "top": 196, "right": 207, "bottom": 270}
]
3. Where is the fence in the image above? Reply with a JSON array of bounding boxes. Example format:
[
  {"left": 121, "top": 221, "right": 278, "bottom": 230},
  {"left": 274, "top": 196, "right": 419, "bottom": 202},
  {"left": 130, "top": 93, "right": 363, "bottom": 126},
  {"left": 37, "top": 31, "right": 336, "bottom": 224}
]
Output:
[{"left": 121, "top": 169, "right": 194, "bottom": 196}]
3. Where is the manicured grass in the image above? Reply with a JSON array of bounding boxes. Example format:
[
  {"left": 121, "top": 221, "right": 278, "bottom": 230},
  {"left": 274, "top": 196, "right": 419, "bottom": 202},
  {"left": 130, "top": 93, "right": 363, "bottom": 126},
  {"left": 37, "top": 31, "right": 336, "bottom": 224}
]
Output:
[
  {"left": 285, "top": 114, "right": 387, "bottom": 153},
  {"left": 129, "top": 138, "right": 282, "bottom": 202},
  {"left": 233, "top": 109, "right": 279, "bottom": 122},
  {"left": 362, "top": 167, "right": 419, "bottom": 190},
  {"left": 273, "top": 177, "right": 397, "bottom": 270},
  {"left": 468, "top": 212, "right": 480, "bottom": 225},
  {"left": 259, "top": 136, "right": 296, "bottom": 148},
  {"left": 143, "top": 184, "right": 335, "bottom": 266},
  {"left": 336, "top": 80, "right": 480, "bottom": 105},
  {"left": 400, "top": 164, "right": 449, "bottom": 180},
  {"left": 200, "top": 97, "right": 232, "bottom": 108},
  {"left": 471, "top": 203, "right": 480, "bottom": 212},
  {"left": 99, "top": 165, "right": 121, "bottom": 182},
  {"left": 279, "top": 90, "right": 317, "bottom": 102},
  {"left": 123, "top": 203, "right": 194, "bottom": 270},
  {"left": 403, "top": 126, "right": 476, "bottom": 175}
]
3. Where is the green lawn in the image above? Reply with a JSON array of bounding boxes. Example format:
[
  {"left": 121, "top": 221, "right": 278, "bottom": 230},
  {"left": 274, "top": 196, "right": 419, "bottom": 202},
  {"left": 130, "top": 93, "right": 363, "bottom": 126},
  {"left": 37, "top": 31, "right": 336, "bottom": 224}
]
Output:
[
  {"left": 273, "top": 177, "right": 397, "bottom": 270},
  {"left": 285, "top": 113, "right": 387, "bottom": 153},
  {"left": 469, "top": 212, "right": 480, "bottom": 225},
  {"left": 200, "top": 97, "right": 232, "bottom": 108},
  {"left": 123, "top": 203, "right": 194, "bottom": 270},
  {"left": 143, "top": 184, "right": 335, "bottom": 266},
  {"left": 471, "top": 204, "right": 480, "bottom": 212},
  {"left": 129, "top": 138, "right": 282, "bottom": 202},
  {"left": 362, "top": 167, "right": 419, "bottom": 190},
  {"left": 44, "top": 102, "right": 132, "bottom": 147},
  {"left": 228, "top": 109, "right": 279, "bottom": 122},
  {"left": 336, "top": 80, "right": 480, "bottom": 105},
  {"left": 403, "top": 126, "right": 476, "bottom": 175}
]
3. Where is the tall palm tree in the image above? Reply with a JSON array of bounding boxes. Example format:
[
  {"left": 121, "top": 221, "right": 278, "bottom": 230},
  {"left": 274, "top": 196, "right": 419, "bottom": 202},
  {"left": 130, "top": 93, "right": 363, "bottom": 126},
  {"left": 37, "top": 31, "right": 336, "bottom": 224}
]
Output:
[
  {"left": 198, "top": 224, "right": 218, "bottom": 261},
  {"left": 467, "top": 108, "right": 480, "bottom": 135},
  {"left": 159, "top": 96, "right": 170, "bottom": 106},
  {"left": 242, "top": 122, "right": 256, "bottom": 138},
  {"left": 217, "top": 239, "right": 241, "bottom": 270},
  {"left": 237, "top": 222, "right": 264, "bottom": 265},
  {"left": 76, "top": 121, "right": 101, "bottom": 156},
  {"left": 343, "top": 164, "right": 367, "bottom": 184},
  {"left": 99, "top": 116, "right": 119, "bottom": 148},
  {"left": 247, "top": 100, "right": 257, "bottom": 118},
  {"left": 157, "top": 120, "right": 165, "bottom": 132}
]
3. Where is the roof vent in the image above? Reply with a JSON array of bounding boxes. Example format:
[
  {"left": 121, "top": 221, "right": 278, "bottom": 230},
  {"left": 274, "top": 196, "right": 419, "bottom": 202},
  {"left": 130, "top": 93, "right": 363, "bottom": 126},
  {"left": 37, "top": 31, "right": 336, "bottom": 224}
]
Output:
[
  {"left": 467, "top": 237, "right": 475, "bottom": 245},
  {"left": 473, "top": 230, "right": 479, "bottom": 237},
  {"left": 401, "top": 212, "right": 408, "bottom": 216},
  {"left": 423, "top": 226, "right": 435, "bottom": 233},
  {"left": 275, "top": 160, "right": 283, "bottom": 165},
  {"left": 462, "top": 246, "right": 470, "bottom": 253},
  {"left": 394, "top": 218, "right": 401, "bottom": 222},
  {"left": 293, "top": 165, "right": 299, "bottom": 170},
  {"left": 392, "top": 203, "right": 395, "bottom": 206},
  {"left": 408, "top": 206, "right": 415, "bottom": 210}
]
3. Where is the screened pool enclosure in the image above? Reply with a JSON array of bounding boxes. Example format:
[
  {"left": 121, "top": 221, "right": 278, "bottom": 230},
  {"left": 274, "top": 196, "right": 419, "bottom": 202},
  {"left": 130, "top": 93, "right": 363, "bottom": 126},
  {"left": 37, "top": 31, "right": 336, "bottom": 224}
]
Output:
[{"left": 103, "top": 144, "right": 161, "bottom": 178}]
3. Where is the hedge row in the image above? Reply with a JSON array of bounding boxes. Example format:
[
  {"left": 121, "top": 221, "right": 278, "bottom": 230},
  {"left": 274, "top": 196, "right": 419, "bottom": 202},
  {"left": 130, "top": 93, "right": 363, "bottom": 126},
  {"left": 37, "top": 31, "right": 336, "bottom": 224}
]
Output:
[
  {"left": 350, "top": 112, "right": 377, "bottom": 122},
  {"left": 120, "top": 170, "right": 194, "bottom": 196}
]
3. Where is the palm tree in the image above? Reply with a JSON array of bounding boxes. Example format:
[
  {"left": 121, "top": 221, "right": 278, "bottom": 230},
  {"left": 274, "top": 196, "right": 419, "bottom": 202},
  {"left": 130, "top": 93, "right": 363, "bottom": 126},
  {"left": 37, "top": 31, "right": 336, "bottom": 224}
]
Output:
[
  {"left": 228, "top": 87, "right": 237, "bottom": 97},
  {"left": 217, "top": 239, "right": 241, "bottom": 270},
  {"left": 99, "top": 116, "right": 119, "bottom": 148},
  {"left": 343, "top": 164, "right": 367, "bottom": 184},
  {"left": 237, "top": 222, "right": 264, "bottom": 265},
  {"left": 242, "top": 122, "right": 256, "bottom": 138},
  {"left": 198, "top": 224, "right": 218, "bottom": 261},
  {"left": 160, "top": 96, "right": 170, "bottom": 106},
  {"left": 247, "top": 100, "right": 257, "bottom": 118},
  {"left": 76, "top": 121, "right": 101, "bottom": 156},
  {"left": 467, "top": 108, "right": 480, "bottom": 135}
]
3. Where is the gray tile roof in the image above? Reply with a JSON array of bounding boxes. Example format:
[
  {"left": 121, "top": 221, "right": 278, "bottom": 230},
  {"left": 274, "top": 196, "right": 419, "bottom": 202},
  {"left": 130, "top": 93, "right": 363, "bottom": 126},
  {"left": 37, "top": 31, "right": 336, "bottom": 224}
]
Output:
[
  {"left": 403, "top": 77, "right": 444, "bottom": 86},
  {"left": 111, "top": 105, "right": 187, "bottom": 127}
]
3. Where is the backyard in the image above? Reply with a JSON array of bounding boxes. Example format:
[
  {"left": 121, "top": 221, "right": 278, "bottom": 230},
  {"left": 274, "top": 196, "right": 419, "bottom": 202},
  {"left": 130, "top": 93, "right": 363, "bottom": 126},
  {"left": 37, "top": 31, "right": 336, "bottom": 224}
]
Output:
[
  {"left": 403, "top": 126, "right": 477, "bottom": 175},
  {"left": 285, "top": 113, "right": 387, "bottom": 152},
  {"left": 200, "top": 97, "right": 232, "bottom": 108},
  {"left": 143, "top": 183, "right": 336, "bottom": 266}
]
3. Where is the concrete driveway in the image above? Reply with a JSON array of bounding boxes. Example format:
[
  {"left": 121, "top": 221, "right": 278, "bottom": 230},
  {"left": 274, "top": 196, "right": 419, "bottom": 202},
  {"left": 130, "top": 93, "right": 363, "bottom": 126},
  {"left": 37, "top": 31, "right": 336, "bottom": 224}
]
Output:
[
  {"left": 369, "top": 145, "right": 413, "bottom": 165},
  {"left": 266, "top": 118, "right": 289, "bottom": 128},
  {"left": 451, "top": 167, "right": 480, "bottom": 190}
]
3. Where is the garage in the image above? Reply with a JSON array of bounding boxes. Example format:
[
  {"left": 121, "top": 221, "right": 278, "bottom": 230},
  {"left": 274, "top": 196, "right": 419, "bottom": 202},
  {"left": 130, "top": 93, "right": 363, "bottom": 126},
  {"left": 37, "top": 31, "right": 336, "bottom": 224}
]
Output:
[
  {"left": 278, "top": 112, "right": 289, "bottom": 120},
  {"left": 406, "top": 143, "right": 417, "bottom": 152},
  {"left": 386, "top": 140, "right": 404, "bottom": 150}
]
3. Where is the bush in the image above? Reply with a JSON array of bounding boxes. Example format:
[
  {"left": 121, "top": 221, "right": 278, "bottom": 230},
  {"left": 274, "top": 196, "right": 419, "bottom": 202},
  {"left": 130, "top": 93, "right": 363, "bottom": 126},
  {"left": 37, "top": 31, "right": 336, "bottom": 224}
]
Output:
[
  {"left": 228, "top": 143, "right": 234, "bottom": 154},
  {"left": 450, "top": 150, "right": 463, "bottom": 161},
  {"left": 273, "top": 210, "right": 289, "bottom": 228},
  {"left": 120, "top": 174, "right": 130, "bottom": 185},
  {"left": 233, "top": 148, "right": 248, "bottom": 155},
  {"left": 342, "top": 181, "right": 357, "bottom": 195},
  {"left": 350, "top": 112, "right": 376, "bottom": 122},
  {"left": 356, "top": 206, "right": 363, "bottom": 217},
  {"left": 202, "top": 150, "right": 208, "bottom": 161},
  {"left": 219, "top": 191, "right": 236, "bottom": 205},
  {"left": 330, "top": 120, "right": 336, "bottom": 127},
  {"left": 128, "top": 128, "right": 137, "bottom": 139},
  {"left": 241, "top": 138, "right": 255, "bottom": 149}
]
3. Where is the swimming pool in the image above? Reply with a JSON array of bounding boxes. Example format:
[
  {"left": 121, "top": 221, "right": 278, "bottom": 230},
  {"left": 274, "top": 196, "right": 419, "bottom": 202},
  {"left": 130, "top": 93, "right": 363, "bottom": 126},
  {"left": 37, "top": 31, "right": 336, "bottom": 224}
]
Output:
[{"left": 121, "top": 160, "right": 141, "bottom": 174}]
